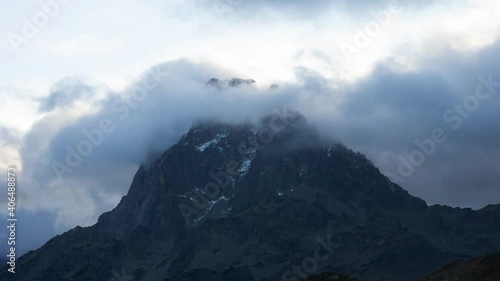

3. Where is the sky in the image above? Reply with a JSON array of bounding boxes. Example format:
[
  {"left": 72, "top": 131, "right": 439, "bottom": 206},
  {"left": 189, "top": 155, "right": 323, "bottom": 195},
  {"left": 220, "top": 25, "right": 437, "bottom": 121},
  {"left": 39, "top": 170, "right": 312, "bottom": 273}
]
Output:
[{"left": 0, "top": 0, "right": 500, "bottom": 255}]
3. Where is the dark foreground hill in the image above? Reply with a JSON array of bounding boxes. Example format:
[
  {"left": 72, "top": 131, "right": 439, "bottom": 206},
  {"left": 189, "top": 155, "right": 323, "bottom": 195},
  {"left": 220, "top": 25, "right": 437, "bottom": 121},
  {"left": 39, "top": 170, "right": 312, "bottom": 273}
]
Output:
[
  {"left": 2, "top": 112, "right": 500, "bottom": 281},
  {"left": 302, "top": 272, "right": 357, "bottom": 281},
  {"left": 419, "top": 253, "right": 500, "bottom": 281}
]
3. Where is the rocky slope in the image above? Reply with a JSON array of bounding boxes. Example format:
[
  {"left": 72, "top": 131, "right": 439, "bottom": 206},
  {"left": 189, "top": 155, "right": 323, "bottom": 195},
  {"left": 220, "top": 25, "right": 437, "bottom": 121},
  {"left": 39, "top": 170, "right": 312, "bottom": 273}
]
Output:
[{"left": 3, "top": 111, "right": 500, "bottom": 281}]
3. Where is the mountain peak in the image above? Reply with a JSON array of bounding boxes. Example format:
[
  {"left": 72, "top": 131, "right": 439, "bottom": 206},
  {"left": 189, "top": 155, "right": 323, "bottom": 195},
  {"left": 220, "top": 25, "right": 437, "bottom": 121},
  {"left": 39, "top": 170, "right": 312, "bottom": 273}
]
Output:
[
  {"left": 6, "top": 111, "right": 500, "bottom": 281},
  {"left": 206, "top": 77, "right": 256, "bottom": 89}
]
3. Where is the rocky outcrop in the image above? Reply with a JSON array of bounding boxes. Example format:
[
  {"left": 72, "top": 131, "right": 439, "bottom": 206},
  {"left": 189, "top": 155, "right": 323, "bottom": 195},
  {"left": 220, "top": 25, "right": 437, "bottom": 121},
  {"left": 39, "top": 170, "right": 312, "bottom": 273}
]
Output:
[{"left": 206, "top": 78, "right": 256, "bottom": 89}]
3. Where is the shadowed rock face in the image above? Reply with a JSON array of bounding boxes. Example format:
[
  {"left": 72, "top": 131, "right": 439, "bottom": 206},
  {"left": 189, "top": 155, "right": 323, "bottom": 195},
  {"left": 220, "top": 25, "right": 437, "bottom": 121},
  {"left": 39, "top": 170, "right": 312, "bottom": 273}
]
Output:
[{"left": 3, "top": 113, "right": 500, "bottom": 281}]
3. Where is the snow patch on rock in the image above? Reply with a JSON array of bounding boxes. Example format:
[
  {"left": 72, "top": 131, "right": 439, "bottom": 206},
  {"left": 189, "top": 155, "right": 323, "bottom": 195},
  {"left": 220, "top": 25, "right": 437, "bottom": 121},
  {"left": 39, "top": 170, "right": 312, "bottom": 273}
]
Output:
[
  {"left": 196, "top": 133, "right": 228, "bottom": 152},
  {"left": 239, "top": 159, "right": 252, "bottom": 176}
]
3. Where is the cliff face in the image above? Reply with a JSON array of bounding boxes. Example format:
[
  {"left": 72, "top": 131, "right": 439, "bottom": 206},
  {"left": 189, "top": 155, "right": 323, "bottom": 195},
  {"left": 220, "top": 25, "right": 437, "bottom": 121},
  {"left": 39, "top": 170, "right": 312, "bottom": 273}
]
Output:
[{"left": 4, "top": 112, "right": 500, "bottom": 281}]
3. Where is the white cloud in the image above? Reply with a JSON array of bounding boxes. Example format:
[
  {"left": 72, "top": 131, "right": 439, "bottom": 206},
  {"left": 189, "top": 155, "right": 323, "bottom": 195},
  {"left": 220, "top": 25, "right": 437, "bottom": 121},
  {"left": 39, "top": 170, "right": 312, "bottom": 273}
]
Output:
[{"left": 48, "top": 33, "right": 129, "bottom": 57}]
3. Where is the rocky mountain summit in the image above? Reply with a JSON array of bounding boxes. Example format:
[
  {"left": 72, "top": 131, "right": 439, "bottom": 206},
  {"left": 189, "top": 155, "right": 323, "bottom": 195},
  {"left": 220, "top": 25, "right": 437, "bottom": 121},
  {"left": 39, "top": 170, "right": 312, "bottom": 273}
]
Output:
[
  {"left": 206, "top": 78, "right": 256, "bottom": 89},
  {"left": 3, "top": 111, "right": 500, "bottom": 281}
]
